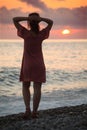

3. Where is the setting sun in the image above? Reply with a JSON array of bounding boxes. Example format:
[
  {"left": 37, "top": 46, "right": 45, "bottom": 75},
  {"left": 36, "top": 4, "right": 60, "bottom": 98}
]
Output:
[{"left": 62, "top": 29, "right": 70, "bottom": 35}]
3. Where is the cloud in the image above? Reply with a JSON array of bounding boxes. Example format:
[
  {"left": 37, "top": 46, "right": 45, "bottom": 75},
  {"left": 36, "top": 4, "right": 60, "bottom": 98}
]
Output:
[
  {"left": 0, "top": 6, "right": 87, "bottom": 28},
  {"left": 19, "top": 0, "right": 47, "bottom": 10},
  {"left": 0, "top": 7, "right": 11, "bottom": 24},
  {"left": 0, "top": 7, "right": 27, "bottom": 24},
  {"left": 43, "top": 6, "right": 87, "bottom": 28}
]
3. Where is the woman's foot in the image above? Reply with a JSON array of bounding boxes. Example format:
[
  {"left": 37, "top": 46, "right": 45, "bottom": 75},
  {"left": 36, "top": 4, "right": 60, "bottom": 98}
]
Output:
[
  {"left": 22, "top": 111, "right": 31, "bottom": 120},
  {"left": 31, "top": 111, "right": 39, "bottom": 118},
  {"left": 22, "top": 108, "right": 31, "bottom": 120}
]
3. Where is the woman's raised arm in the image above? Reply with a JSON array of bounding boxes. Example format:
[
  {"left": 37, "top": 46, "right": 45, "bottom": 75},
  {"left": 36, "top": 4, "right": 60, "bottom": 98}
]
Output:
[
  {"left": 13, "top": 17, "right": 28, "bottom": 29},
  {"left": 40, "top": 17, "right": 53, "bottom": 30}
]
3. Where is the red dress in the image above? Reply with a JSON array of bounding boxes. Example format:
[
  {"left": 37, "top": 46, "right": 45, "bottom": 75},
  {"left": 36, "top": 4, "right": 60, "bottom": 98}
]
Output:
[{"left": 17, "top": 25, "right": 50, "bottom": 83}]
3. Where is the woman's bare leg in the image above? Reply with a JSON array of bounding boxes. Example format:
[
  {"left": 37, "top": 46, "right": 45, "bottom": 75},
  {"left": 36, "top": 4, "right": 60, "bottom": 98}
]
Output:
[
  {"left": 33, "top": 82, "right": 42, "bottom": 113},
  {"left": 22, "top": 81, "right": 31, "bottom": 113}
]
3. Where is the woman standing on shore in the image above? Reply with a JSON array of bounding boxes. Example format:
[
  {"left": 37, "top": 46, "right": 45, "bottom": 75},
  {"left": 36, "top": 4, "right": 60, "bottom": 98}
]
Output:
[{"left": 13, "top": 13, "right": 53, "bottom": 119}]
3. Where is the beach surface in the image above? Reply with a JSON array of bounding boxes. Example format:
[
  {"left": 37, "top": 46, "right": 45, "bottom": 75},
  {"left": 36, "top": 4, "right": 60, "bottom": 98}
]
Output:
[{"left": 0, "top": 104, "right": 87, "bottom": 130}]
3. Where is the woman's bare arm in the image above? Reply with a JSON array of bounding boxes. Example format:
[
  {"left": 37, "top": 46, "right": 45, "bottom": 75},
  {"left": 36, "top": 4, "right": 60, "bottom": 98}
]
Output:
[
  {"left": 40, "top": 17, "right": 53, "bottom": 30},
  {"left": 13, "top": 17, "right": 28, "bottom": 29},
  {"left": 13, "top": 16, "right": 53, "bottom": 30}
]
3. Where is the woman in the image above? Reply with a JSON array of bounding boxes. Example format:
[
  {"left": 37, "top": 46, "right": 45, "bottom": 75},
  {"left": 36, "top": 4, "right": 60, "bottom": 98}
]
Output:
[{"left": 13, "top": 13, "right": 53, "bottom": 119}]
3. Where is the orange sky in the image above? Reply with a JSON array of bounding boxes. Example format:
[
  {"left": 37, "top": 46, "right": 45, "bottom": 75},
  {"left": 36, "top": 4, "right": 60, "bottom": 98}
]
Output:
[
  {"left": 0, "top": 0, "right": 87, "bottom": 12},
  {"left": 0, "top": 0, "right": 87, "bottom": 39},
  {"left": 41, "top": 0, "right": 87, "bottom": 9}
]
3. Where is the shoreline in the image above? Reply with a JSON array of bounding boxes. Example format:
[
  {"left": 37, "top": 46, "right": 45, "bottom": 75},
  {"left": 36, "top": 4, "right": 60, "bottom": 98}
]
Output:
[{"left": 0, "top": 104, "right": 87, "bottom": 130}]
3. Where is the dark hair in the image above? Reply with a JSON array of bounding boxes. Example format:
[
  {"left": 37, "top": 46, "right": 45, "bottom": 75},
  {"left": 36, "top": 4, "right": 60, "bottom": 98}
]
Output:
[
  {"left": 29, "top": 12, "right": 39, "bottom": 17},
  {"left": 28, "top": 13, "right": 40, "bottom": 34}
]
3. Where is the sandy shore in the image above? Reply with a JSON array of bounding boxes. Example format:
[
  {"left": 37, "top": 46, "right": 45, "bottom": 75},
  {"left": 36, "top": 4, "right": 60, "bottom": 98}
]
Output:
[{"left": 0, "top": 104, "right": 87, "bottom": 130}]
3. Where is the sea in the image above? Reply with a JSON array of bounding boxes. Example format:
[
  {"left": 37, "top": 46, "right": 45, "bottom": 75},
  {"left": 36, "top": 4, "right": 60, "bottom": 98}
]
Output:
[{"left": 0, "top": 39, "right": 87, "bottom": 116}]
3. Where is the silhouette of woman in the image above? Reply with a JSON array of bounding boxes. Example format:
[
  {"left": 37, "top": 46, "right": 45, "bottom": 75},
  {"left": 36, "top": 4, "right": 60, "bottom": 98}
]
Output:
[{"left": 13, "top": 12, "right": 53, "bottom": 119}]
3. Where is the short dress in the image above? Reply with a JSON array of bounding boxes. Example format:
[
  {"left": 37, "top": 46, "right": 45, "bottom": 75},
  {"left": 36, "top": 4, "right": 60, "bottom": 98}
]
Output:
[{"left": 17, "top": 25, "right": 50, "bottom": 83}]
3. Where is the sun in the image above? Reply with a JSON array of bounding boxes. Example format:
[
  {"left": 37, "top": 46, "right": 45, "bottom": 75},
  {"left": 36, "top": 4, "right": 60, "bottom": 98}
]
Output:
[{"left": 62, "top": 29, "right": 70, "bottom": 35}]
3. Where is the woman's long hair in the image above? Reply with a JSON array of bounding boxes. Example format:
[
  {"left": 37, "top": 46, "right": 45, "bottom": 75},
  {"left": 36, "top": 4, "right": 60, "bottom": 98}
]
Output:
[{"left": 28, "top": 13, "right": 40, "bottom": 34}]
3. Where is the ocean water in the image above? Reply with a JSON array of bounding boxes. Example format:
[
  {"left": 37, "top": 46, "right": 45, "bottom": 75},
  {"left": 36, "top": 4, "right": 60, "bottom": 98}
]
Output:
[{"left": 0, "top": 39, "right": 87, "bottom": 116}]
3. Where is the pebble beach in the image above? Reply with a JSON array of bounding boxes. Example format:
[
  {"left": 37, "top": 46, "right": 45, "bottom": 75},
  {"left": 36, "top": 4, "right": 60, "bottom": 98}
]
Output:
[{"left": 0, "top": 104, "right": 87, "bottom": 130}]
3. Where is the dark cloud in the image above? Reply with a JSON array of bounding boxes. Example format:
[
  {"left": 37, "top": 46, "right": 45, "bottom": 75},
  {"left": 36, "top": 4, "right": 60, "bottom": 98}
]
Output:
[
  {"left": 0, "top": 7, "right": 11, "bottom": 24},
  {"left": 43, "top": 6, "right": 87, "bottom": 28},
  {"left": 0, "top": 7, "right": 27, "bottom": 24},
  {"left": 19, "top": 0, "right": 47, "bottom": 10},
  {"left": 0, "top": 6, "right": 87, "bottom": 28}
]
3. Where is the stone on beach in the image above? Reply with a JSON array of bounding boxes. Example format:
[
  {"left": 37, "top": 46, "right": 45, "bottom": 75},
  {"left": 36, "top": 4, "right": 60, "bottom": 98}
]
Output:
[{"left": 0, "top": 104, "right": 87, "bottom": 130}]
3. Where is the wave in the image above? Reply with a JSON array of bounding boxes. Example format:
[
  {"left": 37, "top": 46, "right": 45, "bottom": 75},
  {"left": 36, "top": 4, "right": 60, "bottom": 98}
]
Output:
[
  {"left": 0, "top": 67, "right": 87, "bottom": 86},
  {"left": 0, "top": 67, "right": 87, "bottom": 116},
  {"left": 46, "top": 69, "right": 87, "bottom": 85},
  {"left": 0, "top": 67, "right": 19, "bottom": 86}
]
